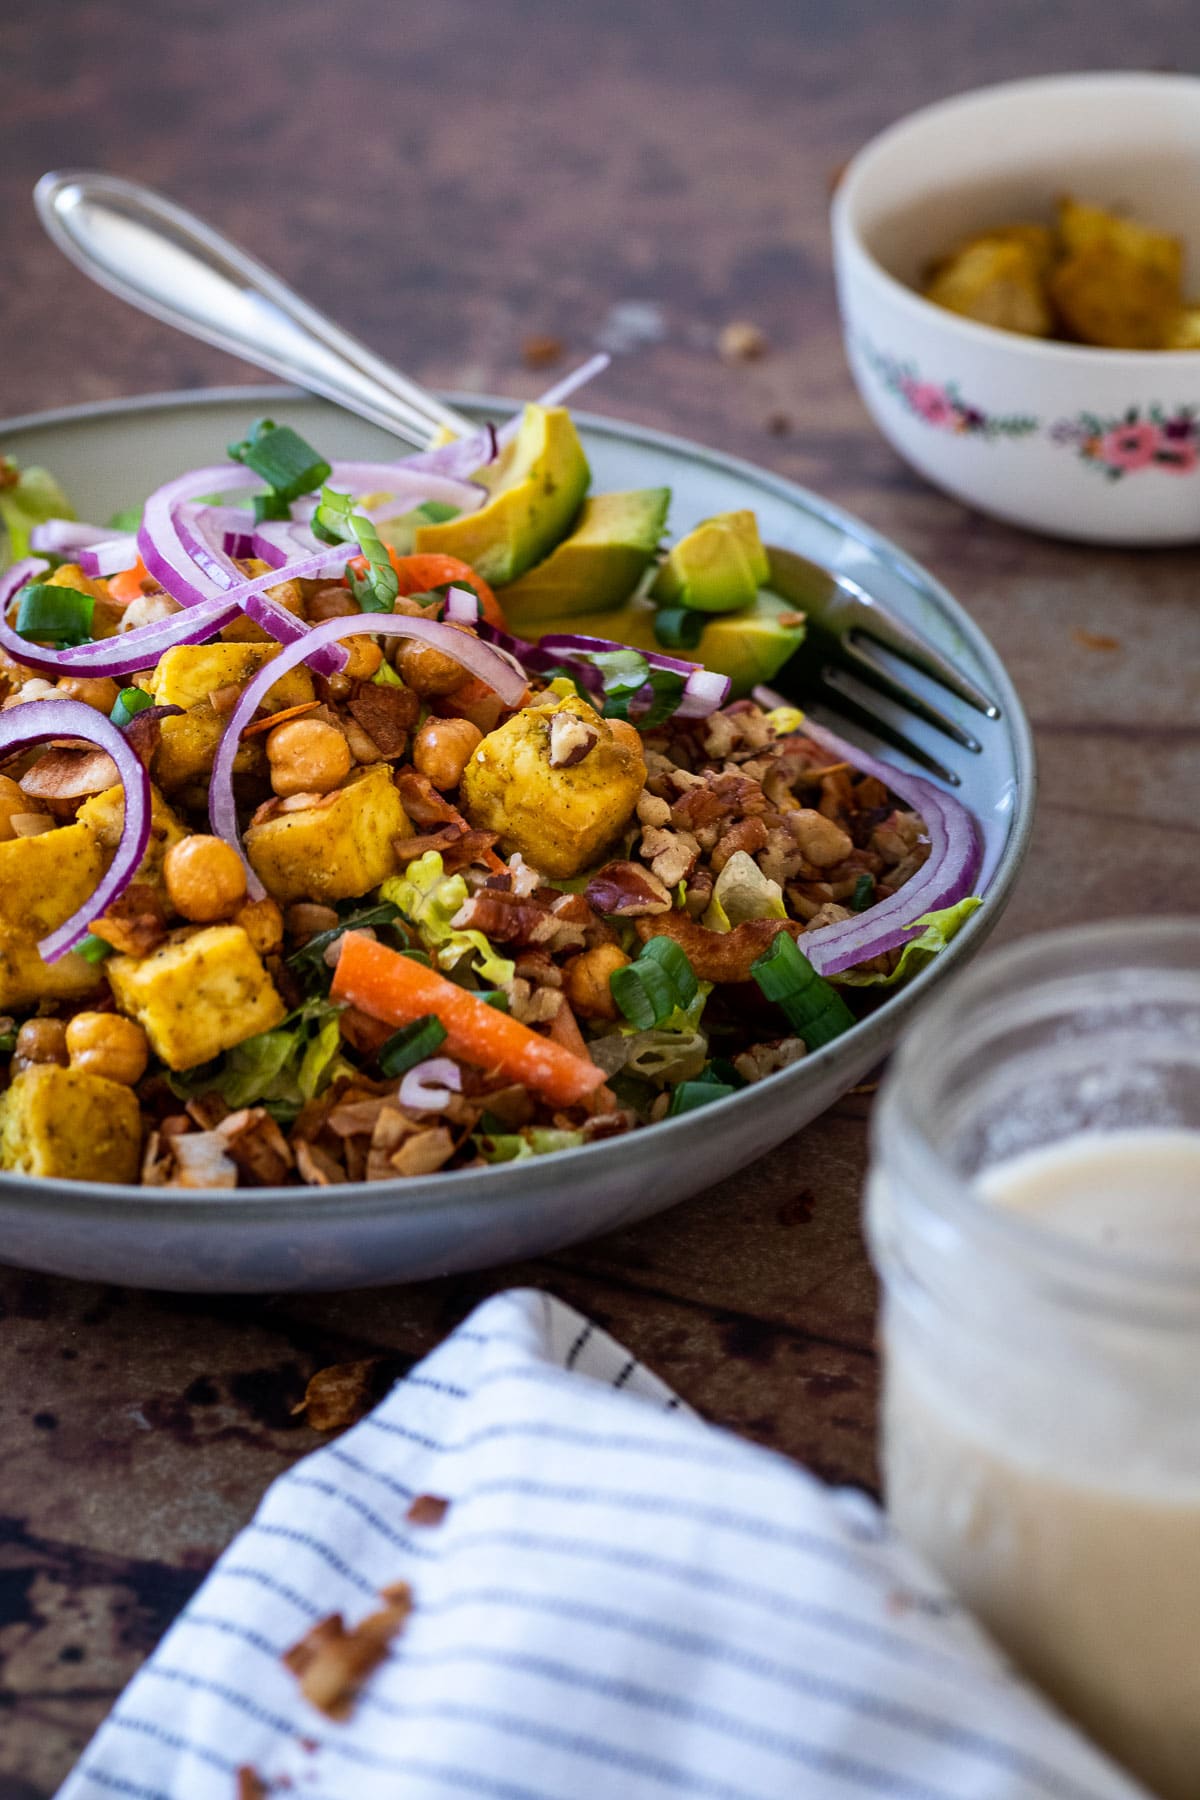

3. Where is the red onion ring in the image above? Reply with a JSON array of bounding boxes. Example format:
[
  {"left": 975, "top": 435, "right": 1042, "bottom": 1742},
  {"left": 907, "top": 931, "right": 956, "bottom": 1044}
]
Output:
[
  {"left": 786, "top": 718, "right": 981, "bottom": 977},
  {"left": 495, "top": 355, "right": 612, "bottom": 448},
  {"left": 0, "top": 698, "right": 151, "bottom": 961},
  {"left": 398, "top": 1057, "right": 464, "bottom": 1111},
  {"left": 0, "top": 560, "right": 243, "bottom": 679},
  {"left": 328, "top": 462, "right": 486, "bottom": 514},
  {"left": 208, "top": 613, "right": 527, "bottom": 897},
  {"left": 538, "top": 631, "right": 731, "bottom": 719},
  {"left": 29, "top": 519, "right": 110, "bottom": 559}
]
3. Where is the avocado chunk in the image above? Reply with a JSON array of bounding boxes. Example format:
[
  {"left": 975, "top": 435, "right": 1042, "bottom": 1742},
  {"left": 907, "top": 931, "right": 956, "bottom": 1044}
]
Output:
[
  {"left": 413, "top": 404, "right": 590, "bottom": 585},
  {"left": 519, "top": 583, "right": 806, "bottom": 698},
  {"left": 650, "top": 509, "right": 770, "bottom": 614},
  {"left": 500, "top": 488, "right": 670, "bottom": 622}
]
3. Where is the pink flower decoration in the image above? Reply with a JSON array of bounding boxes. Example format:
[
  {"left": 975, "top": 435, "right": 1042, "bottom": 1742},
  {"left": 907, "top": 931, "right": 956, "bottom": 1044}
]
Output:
[
  {"left": 1099, "top": 422, "right": 1162, "bottom": 471},
  {"left": 908, "top": 382, "right": 956, "bottom": 427},
  {"left": 1158, "top": 440, "right": 1198, "bottom": 474}
]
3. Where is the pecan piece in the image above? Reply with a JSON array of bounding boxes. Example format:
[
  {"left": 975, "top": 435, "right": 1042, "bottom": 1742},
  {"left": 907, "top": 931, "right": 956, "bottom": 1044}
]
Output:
[
  {"left": 639, "top": 825, "right": 698, "bottom": 889},
  {"left": 547, "top": 709, "right": 600, "bottom": 768},
  {"left": 585, "top": 860, "right": 673, "bottom": 917}
]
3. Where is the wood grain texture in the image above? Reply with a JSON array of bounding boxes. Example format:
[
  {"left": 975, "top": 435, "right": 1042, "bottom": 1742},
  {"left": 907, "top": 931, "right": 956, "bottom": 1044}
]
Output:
[{"left": 2, "top": 0, "right": 1199, "bottom": 1789}]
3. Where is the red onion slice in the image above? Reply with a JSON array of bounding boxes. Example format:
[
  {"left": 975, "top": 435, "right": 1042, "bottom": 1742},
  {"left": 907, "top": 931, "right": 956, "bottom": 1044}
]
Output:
[
  {"left": 328, "top": 462, "right": 486, "bottom": 514},
  {"left": 0, "top": 560, "right": 241, "bottom": 678},
  {"left": 398, "top": 1057, "right": 464, "bottom": 1111},
  {"left": 784, "top": 718, "right": 982, "bottom": 977},
  {"left": 0, "top": 698, "right": 151, "bottom": 961},
  {"left": 208, "top": 613, "right": 527, "bottom": 897},
  {"left": 77, "top": 533, "right": 143, "bottom": 579},
  {"left": 29, "top": 518, "right": 112, "bottom": 559},
  {"left": 398, "top": 427, "right": 499, "bottom": 482},
  {"left": 495, "top": 354, "right": 612, "bottom": 448},
  {"left": 443, "top": 586, "right": 480, "bottom": 625},
  {"left": 538, "top": 631, "right": 731, "bottom": 720}
]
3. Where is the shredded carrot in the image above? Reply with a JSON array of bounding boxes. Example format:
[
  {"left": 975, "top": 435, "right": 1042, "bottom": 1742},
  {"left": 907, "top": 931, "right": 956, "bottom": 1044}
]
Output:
[
  {"left": 333, "top": 933, "right": 606, "bottom": 1108},
  {"left": 548, "top": 1001, "right": 618, "bottom": 1114},
  {"left": 107, "top": 558, "right": 149, "bottom": 605},
  {"left": 347, "top": 550, "right": 506, "bottom": 629},
  {"left": 242, "top": 699, "right": 323, "bottom": 739}
]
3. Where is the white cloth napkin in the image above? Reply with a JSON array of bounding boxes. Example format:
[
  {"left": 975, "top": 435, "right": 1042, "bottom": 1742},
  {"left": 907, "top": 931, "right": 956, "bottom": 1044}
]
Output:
[{"left": 60, "top": 1288, "right": 1147, "bottom": 1800}]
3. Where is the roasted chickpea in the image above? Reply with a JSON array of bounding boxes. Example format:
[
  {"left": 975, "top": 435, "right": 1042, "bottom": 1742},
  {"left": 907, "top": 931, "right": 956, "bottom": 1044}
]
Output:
[
  {"left": 0, "top": 774, "right": 28, "bottom": 842},
  {"left": 607, "top": 718, "right": 643, "bottom": 756},
  {"left": 163, "top": 834, "right": 248, "bottom": 923},
  {"left": 286, "top": 901, "right": 339, "bottom": 944},
  {"left": 394, "top": 637, "right": 468, "bottom": 698},
  {"left": 2, "top": 677, "right": 56, "bottom": 709},
  {"left": 306, "top": 583, "right": 359, "bottom": 623},
  {"left": 235, "top": 895, "right": 285, "bottom": 955},
  {"left": 563, "top": 944, "right": 630, "bottom": 1021},
  {"left": 266, "top": 718, "right": 351, "bottom": 797},
  {"left": 14, "top": 1017, "right": 69, "bottom": 1070},
  {"left": 412, "top": 716, "right": 483, "bottom": 791},
  {"left": 65, "top": 1011, "right": 149, "bottom": 1086},
  {"left": 54, "top": 674, "right": 120, "bottom": 713},
  {"left": 341, "top": 637, "right": 383, "bottom": 680}
]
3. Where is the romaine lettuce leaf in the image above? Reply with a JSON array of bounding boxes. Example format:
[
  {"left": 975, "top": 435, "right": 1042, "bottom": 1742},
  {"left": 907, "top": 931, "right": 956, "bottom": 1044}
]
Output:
[
  {"left": 167, "top": 997, "right": 351, "bottom": 1118},
  {"left": 381, "top": 851, "right": 515, "bottom": 986},
  {"left": 832, "top": 897, "right": 982, "bottom": 988},
  {"left": 702, "top": 850, "right": 787, "bottom": 932}
]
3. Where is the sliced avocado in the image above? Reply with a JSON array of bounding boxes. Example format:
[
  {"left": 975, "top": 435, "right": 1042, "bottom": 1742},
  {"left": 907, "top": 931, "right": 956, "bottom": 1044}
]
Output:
[
  {"left": 517, "top": 585, "right": 806, "bottom": 698},
  {"left": 650, "top": 509, "right": 770, "bottom": 614},
  {"left": 413, "top": 404, "right": 590, "bottom": 585},
  {"left": 500, "top": 488, "right": 670, "bottom": 620}
]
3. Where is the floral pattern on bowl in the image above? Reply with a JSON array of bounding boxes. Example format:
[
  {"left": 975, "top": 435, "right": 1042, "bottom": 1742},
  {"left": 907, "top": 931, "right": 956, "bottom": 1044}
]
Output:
[
  {"left": 858, "top": 340, "right": 1038, "bottom": 441},
  {"left": 1050, "top": 407, "right": 1200, "bottom": 478}
]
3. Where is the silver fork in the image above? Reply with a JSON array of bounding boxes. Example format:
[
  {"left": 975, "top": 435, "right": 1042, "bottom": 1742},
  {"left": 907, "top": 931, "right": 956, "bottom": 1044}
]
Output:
[
  {"left": 34, "top": 171, "right": 999, "bottom": 778},
  {"left": 764, "top": 548, "right": 1000, "bottom": 786}
]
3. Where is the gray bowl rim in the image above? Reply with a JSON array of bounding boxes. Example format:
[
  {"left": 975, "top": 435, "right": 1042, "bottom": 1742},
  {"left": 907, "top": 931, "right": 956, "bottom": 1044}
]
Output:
[{"left": 0, "top": 383, "right": 1036, "bottom": 1227}]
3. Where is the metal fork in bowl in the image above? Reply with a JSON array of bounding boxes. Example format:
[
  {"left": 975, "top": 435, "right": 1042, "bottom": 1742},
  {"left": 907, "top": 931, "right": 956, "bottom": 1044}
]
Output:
[{"left": 33, "top": 169, "right": 999, "bottom": 779}]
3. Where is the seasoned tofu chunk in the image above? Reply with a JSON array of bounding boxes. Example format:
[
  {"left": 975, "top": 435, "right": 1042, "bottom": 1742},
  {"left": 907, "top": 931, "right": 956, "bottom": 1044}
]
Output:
[
  {"left": 1050, "top": 198, "right": 1183, "bottom": 348},
  {"left": 218, "top": 561, "right": 306, "bottom": 643},
  {"left": 460, "top": 694, "right": 646, "bottom": 879},
  {"left": 155, "top": 702, "right": 259, "bottom": 797},
  {"left": 151, "top": 642, "right": 314, "bottom": 714},
  {"left": 0, "top": 820, "right": 107, "bottom": 1007},
  {"left": 924, "top": 235, "right": 1054, "bottom": 337},
  {"left": 0, "top": 1066, "right": 141, "bottom": 1184},
  {"left": 106, "top": 923, "right": 286, "bottom": 1070},
  {"left": 245, "top": 762, "right": 409, "bottom": 905},
  {"left": 76, "top": 782, "right": 188, "bottom": 891}
]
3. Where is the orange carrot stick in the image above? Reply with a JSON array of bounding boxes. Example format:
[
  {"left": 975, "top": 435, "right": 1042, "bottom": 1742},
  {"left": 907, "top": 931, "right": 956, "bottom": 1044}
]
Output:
[
  {"left": 333, "top": 932, "right": 606, "bottom": 1108},
  {"left": 241, "top": 699, "right": 323, "bottom": 738},
  {"left": 107, "top": 557, "right": 149, "bottom": 605}
]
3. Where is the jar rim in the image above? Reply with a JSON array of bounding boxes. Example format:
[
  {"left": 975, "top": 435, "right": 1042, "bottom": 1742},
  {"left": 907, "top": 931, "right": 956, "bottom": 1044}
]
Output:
[{"left": 878, "top": 917, "right": 1200, "bottom": 1307}]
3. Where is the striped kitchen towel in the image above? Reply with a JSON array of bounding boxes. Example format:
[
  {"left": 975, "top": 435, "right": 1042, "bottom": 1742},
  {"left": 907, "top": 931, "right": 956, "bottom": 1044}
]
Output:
[{"left": 60, "top": 1288, "right": 1146, "bottom": 1800}]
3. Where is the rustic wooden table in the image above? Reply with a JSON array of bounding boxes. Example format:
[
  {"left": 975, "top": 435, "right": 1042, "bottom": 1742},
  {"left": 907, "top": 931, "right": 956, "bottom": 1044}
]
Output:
[{"left": 2, "top": 1, "right": 1199, "bottom": 1789}]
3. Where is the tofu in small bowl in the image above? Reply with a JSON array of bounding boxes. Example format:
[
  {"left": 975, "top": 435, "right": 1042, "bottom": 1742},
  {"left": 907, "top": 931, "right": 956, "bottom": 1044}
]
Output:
[{"left": 832, "top": 72, "right": 1200, "bottom": 544}]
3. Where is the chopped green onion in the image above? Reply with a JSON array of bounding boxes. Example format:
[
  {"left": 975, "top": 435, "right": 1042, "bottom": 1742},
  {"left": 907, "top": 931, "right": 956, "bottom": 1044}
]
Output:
[
  {"left": 314, "top": 485, "right": 399, "bottom": 612},
  {"left": 252, "top": 489, "right": 291, "bottom": 524},
  {"left": 14, "top": 583, "right": 94, "bottom": 646},
  {"left": 610, "top": 935, "right": 699, "bottom": 1030},
  {"left": 0, "top": 1030, "right": 15, "bottom": 1055},
  {"left": 653, "top": 606, "right": 705, "bottom": 651},
  {"left": 697, "top": 1057, "right": 742, "bottom": 1088},
  {"left": 851, "top": 873, "right": 875, "bottom": 913},
  {"left": 378, "top": 1014, "right": 448, "bottom": 1077},
  {"left": 76, "top": 933, "right": 114, "bottom": 965},
  {"left": 227, "top": 418, "right": 331, "bottom": 506},
  {"left": 633, "top": 668, "right": 687, "bottom": 729},
  {"left": 669, "top": 1079, "right": 736, "bottom": 1115},
  {"left": 286, "top": 899, "right": 403, "bottom": 984},
  {"left": 477, "top": 989, "right": 510, "bottom": 1012},
  {"left": 583, "top": 647, "right": 650, "bottom": 723},
  {"left": 371, "top": 658, "right": 405, "bottom": 688},
  {"left": 751, "top": 932, "right": 855, "bottom": 1049},
  {"left": 110, "top": 686, "right": 154, "bottom": 730}
]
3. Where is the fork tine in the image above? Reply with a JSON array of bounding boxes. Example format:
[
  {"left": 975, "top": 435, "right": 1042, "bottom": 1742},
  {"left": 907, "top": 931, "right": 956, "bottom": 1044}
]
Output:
[
  {"left": 837, "top": 640, "right": 983, "bottom": 752},
  {"left": 808, "top": 672, "right": 963, "bottom": 786},
  {"left": 849, "top": 600, "right": 1001, "bottom": 719}
]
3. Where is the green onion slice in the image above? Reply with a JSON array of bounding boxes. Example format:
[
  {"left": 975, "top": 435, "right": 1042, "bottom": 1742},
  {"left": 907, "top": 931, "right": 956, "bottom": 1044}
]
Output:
[
  {"left": 653, "top": 606, "right": 705, "bottom": 651},
  {"left": 14, "top": 583, "right": 94, "bottom": 646},
  {"left": 378, "top": 1014, "right": 448, "bottom": 1078},
  {"left": 110, "top": 686, "right": 154, "bottom": 729},
  {"left": 76, "top": 932, "right": 114, "bottom": 965},
  {"left": 751, "top": 931, "right": 855, "bottom": 1049},
  {"left": 314, "top": 485, "right": 399, "bottom": 612},
  {"left": 610, "top": 935, "right": 699, "bottom": 1030},
  {"left": 851, "top": 873, "right": 875, "bottom": 913},
  {"left": 227, "top": 418, "right": 332, "bottom": 506},
  {"left": 669, "top": 1079, "right": 736, "bottom": 1116}
]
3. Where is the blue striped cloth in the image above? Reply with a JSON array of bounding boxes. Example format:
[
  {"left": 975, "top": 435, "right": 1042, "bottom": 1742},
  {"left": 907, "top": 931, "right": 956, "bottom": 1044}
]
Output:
[{"left": 60, "top": 1289, "right": 1146, "bottom": 1800}]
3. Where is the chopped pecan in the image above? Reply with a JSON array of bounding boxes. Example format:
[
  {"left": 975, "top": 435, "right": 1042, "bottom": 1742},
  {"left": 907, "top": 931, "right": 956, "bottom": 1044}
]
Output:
[
  {"left": 711, "top": 815, "right": 768, "bottom": 872},
  {"left": 406, "top": 1493, "right": 451, "bottom": 1527},
  {"left": 635, "top": 910, "right": 800, "bottom": 982},
  {"left": 585, "top": 860, "right": 673, "bottom": 917},
  {"left": 347, "top": 681, "right": 419, "bottom": 758},
  {"left": 639, "top": 825, "right": 698, "bottom": 889},
  {"left": 804, "top": 902, "right": 853, "bottom": 932},
  {"left": 452, "top": 890, "right": 555, "bottom": 945},
  {"left": 733, "top": 1038, "right": 808, "bottom": 1083},
  {"left": 681, "top": 865, "right": 713, "bottom": 918},
  {"left": 216, "top": 1107, "right": 295, "bottom": 1185},
  {"left": 636, "top": 789, "right": 671, "bottom": 828},
  {"left": 89, "top": 882, "right": 167, "bottom": 957},
  {"left": 547, "top": 710, "right": 600, "bottom": 767},
  {"left": 512, "top": 948, "right": 563, "bottom": 988}
]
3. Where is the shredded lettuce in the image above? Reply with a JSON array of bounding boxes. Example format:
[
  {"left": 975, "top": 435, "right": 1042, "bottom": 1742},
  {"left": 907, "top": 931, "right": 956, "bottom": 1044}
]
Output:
[
  {"left": 832, "top": 897, "right": 982, "bottom": 988},
  {"left": 0, "top": 461, "right": 74, "bottom": 562},
  {"left": 475, "top": 1126, "right": 585, "bottom": 1163},
  {"left": 381, "top": 851, "right": 515, "bottom": 986},
  {"left": 765, "top": 704, "right": 805, "bottom": 737},
  {"left": 702, "top": 850, "right": 787, "bottom": 932},
  {"left": 167, "top": 997, "right": 351, "bottom": 1119}
]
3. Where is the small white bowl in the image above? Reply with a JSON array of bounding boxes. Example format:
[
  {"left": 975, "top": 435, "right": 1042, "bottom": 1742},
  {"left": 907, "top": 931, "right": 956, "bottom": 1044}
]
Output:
[{"left": 832, "top": 72, "right": 1200, "bottom": 544}]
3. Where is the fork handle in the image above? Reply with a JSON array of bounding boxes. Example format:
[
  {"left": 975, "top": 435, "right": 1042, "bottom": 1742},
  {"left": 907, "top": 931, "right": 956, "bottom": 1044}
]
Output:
[{"left": 34, "top": 170, "right": 477, "bottom": 450}]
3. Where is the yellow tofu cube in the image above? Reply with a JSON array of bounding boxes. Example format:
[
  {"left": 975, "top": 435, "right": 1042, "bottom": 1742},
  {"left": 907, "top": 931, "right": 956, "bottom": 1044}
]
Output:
[
  {"left": 151, "top": 642, "right": 314, "bottom": 714},
  {"left": 0, "top": 931, "right": 103, "bottom": 1010},
  {"left": 106, "top": 924, "right": 286, "bottom": 1070},
  {"left": 924, "top": 237, "right": 1053, "bottom": 337},
  {"left": 0, "top": 820, "right": 104, "bottom": 940},
  {"left": 245, "top": 762, "right": 409, "bottom": 905},
  {"left": 1051, "top": 198, "right": 1183, "bottom": 348},
  {"left": 0, "top": 1065, "right": 142, "bottom": 1184},
  {"left": 76, "top": 782, "right": 188, "bottom": 891}
]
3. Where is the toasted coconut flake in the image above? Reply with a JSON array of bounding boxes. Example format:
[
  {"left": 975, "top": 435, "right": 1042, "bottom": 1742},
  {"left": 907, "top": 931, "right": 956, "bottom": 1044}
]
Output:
[
  {"left": 406, "top": 1492, "right": 451, "bottom": 1527},
  {"left": 295, "top": 1357, "right": 389, "bottom": 1432},
  {"left": 283, "top": 1585, "right": 412, "bottom": 1719}
]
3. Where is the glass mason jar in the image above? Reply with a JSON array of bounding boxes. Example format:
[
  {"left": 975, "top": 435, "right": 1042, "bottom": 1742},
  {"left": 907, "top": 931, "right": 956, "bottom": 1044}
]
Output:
[{"left": 867, "top": 918, "right": 1200, "bottom": 1800}]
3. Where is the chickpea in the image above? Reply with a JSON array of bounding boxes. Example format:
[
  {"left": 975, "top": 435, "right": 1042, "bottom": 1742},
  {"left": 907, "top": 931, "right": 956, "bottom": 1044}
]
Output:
[
  {"left": 412, "top": 716, "right": 483, "bottom": 791},
  {"left": 0, "top": 774, "right": 28, "bottom": 842},
  {"left": 235, "top": 895, "right": 285, "bottom": 955},
  {"left": 340, "top": 637, "right": 383, "bottom": 680},
  {"left": 607, "top": 718, "right": 643, "bottom": 756},
  {"left": 266, "top": 718, "right": 351, "bottom": 797},
  {"left": 65, "top": 1012, "right": 149, "bottom": 1086},
  {"left": 14, "top": 1017, "right": 69, "bottom": 1070},
  {"left": 54, "top": 673, "right": 120, "bottom": 713},
  {"left": 563, "top": 944, "right": 630, "bottom": 1022},
  {"left": 394, "top": 637, "right": 468, "bottom": 698},
  {"left": 2, "top": 677, "right": 56, "bottom": 709},
  {"left": 307, "top": 583, "right": 359, "bottom": 623},
  {"left": 163, "top": 834, "right": 248, "bottom": 923},
  {"left": 286, "top": 901, "right": 338, "bottom": 944}
]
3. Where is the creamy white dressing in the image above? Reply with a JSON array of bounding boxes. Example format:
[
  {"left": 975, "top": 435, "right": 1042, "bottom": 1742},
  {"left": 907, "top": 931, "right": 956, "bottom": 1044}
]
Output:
[{"left": 884, "top": 1128, "right": 1200, "bottom": 1800}]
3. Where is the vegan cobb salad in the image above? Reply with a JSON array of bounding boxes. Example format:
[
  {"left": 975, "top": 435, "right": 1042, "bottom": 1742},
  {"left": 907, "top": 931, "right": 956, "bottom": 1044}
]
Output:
[{"left": 0, "top": 401, "right": 981, "bottom": 1190}]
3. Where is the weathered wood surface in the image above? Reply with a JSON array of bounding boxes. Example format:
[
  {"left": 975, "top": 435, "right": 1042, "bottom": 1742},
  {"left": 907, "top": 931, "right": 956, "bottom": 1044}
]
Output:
[{"left": 1, "top": 1, "right": 1198, "bottom": 1788}]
